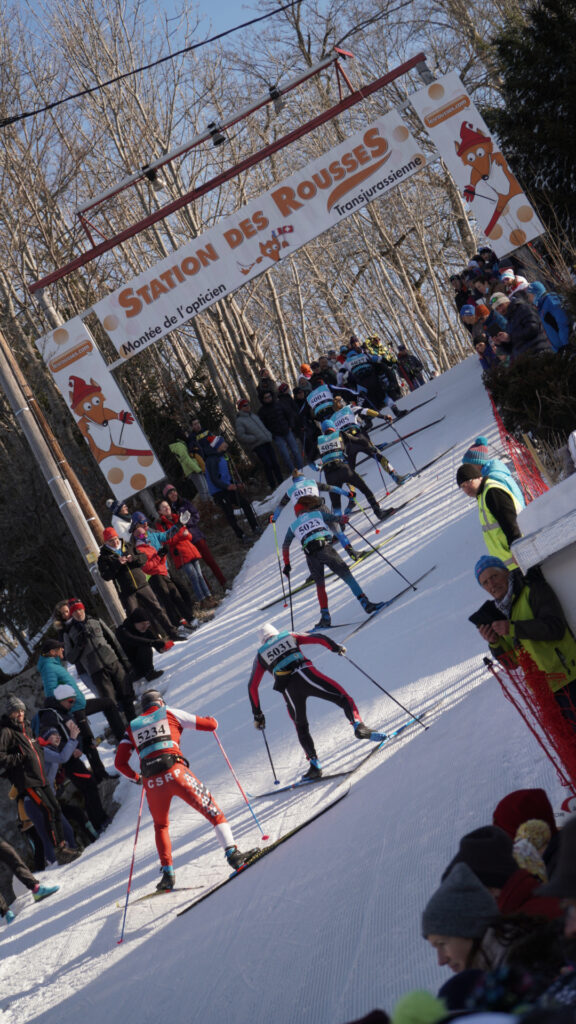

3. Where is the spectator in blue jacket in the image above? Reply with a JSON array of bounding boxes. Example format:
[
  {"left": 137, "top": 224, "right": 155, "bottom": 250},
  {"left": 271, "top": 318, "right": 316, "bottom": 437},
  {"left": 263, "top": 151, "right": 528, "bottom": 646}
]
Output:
[
  {"left": 526, "top": 281, "right": 572, "bottom": 351},
  {"left": 37, "top": 638, "right": 124, "bottom": 778},
  {"left": 204, "top": 436, "right": 261, "bottom": 544}
]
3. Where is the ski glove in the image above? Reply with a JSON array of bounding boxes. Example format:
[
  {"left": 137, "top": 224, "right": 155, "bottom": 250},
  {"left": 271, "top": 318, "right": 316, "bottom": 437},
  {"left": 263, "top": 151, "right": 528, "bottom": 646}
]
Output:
[
  {"left": 253, "top": 712, "right": 266, "bottom": 730},
  {"left": 340, "top": 515, "right": 350, "bottom": 525},
  {"left": 270, "top": 509, "right": 280, "bottom": 524},
  {"left": 157, "top": 545, "right": 168, "bottom": 557},
  {"left": 179, "top": 510, "right": 191, "bottom": 525},
  {"left": 282, "top": 563, "right": 292, "bottom": 577}
]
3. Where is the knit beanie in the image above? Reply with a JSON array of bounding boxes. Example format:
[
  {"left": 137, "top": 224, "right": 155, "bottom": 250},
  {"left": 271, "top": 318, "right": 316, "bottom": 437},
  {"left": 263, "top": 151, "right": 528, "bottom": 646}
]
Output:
[
  {"left": 129, "top": 609, "right": 151, "bottom": 624},
  {"left": 456, "top": 464, "right": 483, "bottom": 486},
  {"left": 106, "top": 498, "right": 125, "bottom": 517},
  {"left": 6, "top": 694, "right": 26, "bottom": 714},
  {"left": 421, "top": 863, "right": 498, "bottom": 939},
  {"left": 462, "top": 436, "right": 490, "bottom": 465},
  {"left": 493, "top": 788, "right": 557, "bottom": 839},
  {"left": 162, "top": 483, "right": 177, "bottom": 498},
  {"left": 40, "top": 637, "right": 64, "bottom": 655},
  {"left": 53, "top": 684, "right": 77, "bottom": 702},
  {"left": 42, "top": 727, "right": 60, "bottom": 741},
  {"left": 490, "top": 293, "right": 508, "bottom": 309},
  {"left": 131, "top": 511, "right": 148, "bottom": 527},
  {"left": 475, "top": 304, "right": 490, "bottom": 319},
  {"left": 68, "top": 599, "right": 85, "bottom": 614},
  {"left": 237, "top": 398, "right": 249, "bottom": 410},
  {"left": 474, "top": 555, "right": 507, "bottom": 582},
  {"left": 441, "top": 826, "right": 518, "bottom": 889},
  {"left": 102, "top": 527, "right": 118, "bottom": 542},
  {"left": 208, "top": 435, "right": 225, "bottom": 450}
]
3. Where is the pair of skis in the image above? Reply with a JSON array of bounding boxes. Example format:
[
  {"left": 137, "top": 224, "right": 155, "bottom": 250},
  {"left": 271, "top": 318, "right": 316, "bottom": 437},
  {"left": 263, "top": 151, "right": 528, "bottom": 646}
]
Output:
[{"left": 309, "top": 566, "right": 437, "bottom": 637}]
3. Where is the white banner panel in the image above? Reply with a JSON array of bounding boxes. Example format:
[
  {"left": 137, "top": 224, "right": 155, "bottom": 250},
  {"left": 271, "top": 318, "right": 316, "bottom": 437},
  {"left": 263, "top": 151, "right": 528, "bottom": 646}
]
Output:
[
  {"left": 93, "top": 111, "right": 426, "bottom": 359},
  {"left": 410, "top": 71, "right": 544, "bottom": 257},
  {"left": 37, "top": 319, "right": 164, "bottom": 499}
]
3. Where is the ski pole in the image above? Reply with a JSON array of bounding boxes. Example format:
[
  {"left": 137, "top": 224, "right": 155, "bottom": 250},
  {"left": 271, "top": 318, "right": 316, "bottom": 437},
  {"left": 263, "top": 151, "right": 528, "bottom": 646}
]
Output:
[
  {"left": 350, "top": 493, "right": 380, "bottom": 534},
  {"left": 387, "top": 422, "right": 418, "bottom": 474},
  {"left": 272, "top": 522, "right": 288, "bottom": 607},
  {"left": 261, "top": 728, "right": 280, "bottom": 785},
  {"left": 213, "top": 731, "right": 269, "bottom": 839},
  {"left": 375, "top": 458, "right": 390, "bottom": 496},
  {"left": 286, "top": 569, "right": 295, "bottom": 631},
  {"left": 342, "top": 654, "right": 428, "bottom": 730},
  {"left": 346, "top": 521, "right": 415, "bottom": 588},
  {"left": 117, "top": 783, "right": 146, "bottom": 944}
]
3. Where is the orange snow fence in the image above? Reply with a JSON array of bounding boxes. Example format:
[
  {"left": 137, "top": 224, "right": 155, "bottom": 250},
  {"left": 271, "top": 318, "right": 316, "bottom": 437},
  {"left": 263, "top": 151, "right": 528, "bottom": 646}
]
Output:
[
  {"left": 488, "top": 394, "right": 548, "bottom": 503},
  {"left": 485, "top": 650, "right": 576, "bottom": 791}
]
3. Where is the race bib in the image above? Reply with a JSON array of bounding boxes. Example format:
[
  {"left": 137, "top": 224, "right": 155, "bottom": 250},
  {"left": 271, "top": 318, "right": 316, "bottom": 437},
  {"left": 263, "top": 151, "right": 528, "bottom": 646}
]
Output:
[
  {"left": 289, "top": 478, "right": 319, "bottom": 502},
  {"left": 307, "top": 386, "right": 333, "bottom": 411},
  {"left": 260, "top": 632, "right": 299, "bottom": 667},
  {"left": 332, "top": 407, "right": 357, "bottom": 430},
  {"left": 131, "top": 709, "right": 172, "bottom": 754},
  {"left": 318, "top": 435, "right": 343, "bottom": 456},
  {"left": 293, "top": 512, "right": 328, "bottom": 544}
]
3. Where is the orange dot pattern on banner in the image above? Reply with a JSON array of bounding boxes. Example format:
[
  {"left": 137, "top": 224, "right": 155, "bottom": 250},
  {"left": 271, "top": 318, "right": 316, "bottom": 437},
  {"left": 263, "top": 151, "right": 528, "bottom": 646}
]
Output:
[
  {"left": 488, "top": 223, "right": 503, "bottom": 240},
  {"left": 517, "top": 205, "right": 534, "bottom": 223},
  {"left": 103, "top": 315, "right": 119, "bottom": 332},
  {"left": 393, "top": 125, "right": 409, "bottom": 142},
  {"left": 509, "top": 228, "right": 527, "bottom": 247},
  {"left": 108, "top": 468, "right": 124, "bottom": 484},
  {"left": 428, "top": 83, "right": 444, "bottom": 100},
  {"left": 53, "top": 329, "right": 69, "bottom": 345},
  {"left": 131, "top": 473, "right": 148, "bottom": 491},
  {"left": 138, "top": 454, "right": 154, "bottom": 467}
]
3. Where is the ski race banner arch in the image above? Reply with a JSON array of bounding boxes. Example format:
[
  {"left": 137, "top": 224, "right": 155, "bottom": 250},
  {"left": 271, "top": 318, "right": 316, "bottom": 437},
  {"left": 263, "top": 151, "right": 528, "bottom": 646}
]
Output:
[
  {"left": 36, "top": 75, "right": 543, "bottom": 498},
  {"left": 90, "top": 110, "right": 427, "bottom": 360}
]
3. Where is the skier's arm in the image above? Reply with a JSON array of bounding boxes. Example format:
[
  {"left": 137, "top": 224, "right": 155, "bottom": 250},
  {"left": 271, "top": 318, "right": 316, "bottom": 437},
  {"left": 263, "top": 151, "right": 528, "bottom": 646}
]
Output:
[
  {"left": 114, "top": 733, "right": 140, "bottom": 782},
  {"left": 296, "top": 633, "right": 344, "bottom": 654},
  {"left": 169, "top": 707, "right": 218, "bottom": 731},
  {"left": 270, "top": 492, "right": 290, "bottom": 522},
  {"left": 248, "top": 657, "right": 266, "bottom": 715},
  {"left": 281, "top": 526, "right": 295, "bottom": 564}
]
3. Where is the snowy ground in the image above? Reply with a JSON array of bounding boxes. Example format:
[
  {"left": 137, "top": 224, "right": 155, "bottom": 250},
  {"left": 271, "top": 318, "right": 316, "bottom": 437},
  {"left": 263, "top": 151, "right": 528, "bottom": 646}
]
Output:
[{"left": 0, "top": 357, "right": 563, "bottom": 1024}]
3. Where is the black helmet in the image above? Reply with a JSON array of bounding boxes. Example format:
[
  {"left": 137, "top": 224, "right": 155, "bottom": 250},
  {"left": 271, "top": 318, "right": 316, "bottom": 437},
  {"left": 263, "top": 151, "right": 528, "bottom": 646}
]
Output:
[{"left": 140, "top": 690, "right": 165, "bottom": 711}]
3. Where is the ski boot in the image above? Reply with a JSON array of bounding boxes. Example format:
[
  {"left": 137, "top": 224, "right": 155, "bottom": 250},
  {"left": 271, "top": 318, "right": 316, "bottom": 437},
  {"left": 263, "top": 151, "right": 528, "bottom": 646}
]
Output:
[
  {"left": 225, "top": 846, "right": 259, "bottom": 871},
  {"left": 392, "top": 405, "right": 408, "bottom": 419},
  {"left": 357, "top": 594, "right": 386, "bottom": 615},
  {"left": 5, "top": 909, "right": 15, "bottom": 924},
  {"left": 345, "top": 545, "right": 363, "bottom": 562},
  {"left": 392, "top": 472, "right": 409, "bottom": 486},
  {"left": 374, "top": 506, "right": 396, "bottom": 521},
  {"left": 33, "top": 883, "right": 60, "bottom": 903},
  {"left": 314, "top": 608, "right": 331, "bottom": 629},
  {"left": 353, "top": 721, "right": 373, "bottom": 739},
  {"left": 301, "top": 758, "right": 322, "bottom": 780},
  {"left": 156, "top": 865, "right": 176, "bottom": 891}
]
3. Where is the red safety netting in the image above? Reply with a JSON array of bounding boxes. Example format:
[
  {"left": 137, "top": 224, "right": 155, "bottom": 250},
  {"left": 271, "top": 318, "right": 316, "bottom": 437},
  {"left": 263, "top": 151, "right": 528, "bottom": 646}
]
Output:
[
  {"left": 485, "top": 650, "right": 576, "bottom": 791},
  {"left": 488, "top": 394, "right": 549, "bottom": 504}
]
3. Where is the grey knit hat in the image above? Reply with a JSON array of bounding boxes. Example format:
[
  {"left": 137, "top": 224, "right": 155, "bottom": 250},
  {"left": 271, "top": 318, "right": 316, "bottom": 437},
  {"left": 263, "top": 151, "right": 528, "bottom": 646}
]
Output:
[
  {"left": 6, "top": 694, "right": 26, "bottom": 714},
  {"left": 421, "top": 862, "right": 499, "bottom": 939}
]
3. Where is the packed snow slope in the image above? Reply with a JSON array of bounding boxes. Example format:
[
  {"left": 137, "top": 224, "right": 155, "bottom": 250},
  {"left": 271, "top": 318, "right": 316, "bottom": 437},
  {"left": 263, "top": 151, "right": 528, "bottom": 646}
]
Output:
[{"left": 0, "top": 357, "right": 562, "bottom": 1024}]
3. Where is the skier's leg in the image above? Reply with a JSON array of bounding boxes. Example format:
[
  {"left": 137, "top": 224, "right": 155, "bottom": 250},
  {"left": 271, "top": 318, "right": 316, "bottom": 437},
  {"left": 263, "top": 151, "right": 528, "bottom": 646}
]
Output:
[
  {"left": 282, "top": 684, "right": 317, "bottom": 760},
  {"left": 295, "top": 666, "right": 360, "bottom": 725},
  {"left": 144, "top": 778, "right": 175, "bottom": 867}
]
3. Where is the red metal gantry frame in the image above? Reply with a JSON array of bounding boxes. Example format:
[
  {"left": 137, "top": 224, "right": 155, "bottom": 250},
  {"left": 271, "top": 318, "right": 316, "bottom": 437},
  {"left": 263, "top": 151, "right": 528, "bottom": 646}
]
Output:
[{"left": 29, "top": 51, "right": 425, "bottom": 294}]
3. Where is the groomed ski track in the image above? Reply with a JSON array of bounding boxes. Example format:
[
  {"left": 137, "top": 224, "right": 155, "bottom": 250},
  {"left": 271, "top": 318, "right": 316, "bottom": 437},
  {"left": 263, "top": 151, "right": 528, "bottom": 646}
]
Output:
[{"left": 0, "top": 357, "right": 562, "bottom": 1024}]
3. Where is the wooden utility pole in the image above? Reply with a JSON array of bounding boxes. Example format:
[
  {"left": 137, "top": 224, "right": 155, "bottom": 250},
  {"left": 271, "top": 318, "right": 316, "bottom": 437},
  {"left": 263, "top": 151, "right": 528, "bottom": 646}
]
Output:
[{"left": 0, "top": 330, "right": 125, "bottom": 622}]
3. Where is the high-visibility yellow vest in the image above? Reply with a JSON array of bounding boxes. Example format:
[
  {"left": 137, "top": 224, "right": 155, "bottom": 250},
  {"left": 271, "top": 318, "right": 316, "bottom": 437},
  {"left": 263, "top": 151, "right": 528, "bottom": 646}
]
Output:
[
  {"left": 477, "top": 479, "right": 522, "bottom": 570},
  {"left": 494, "top": 584, "right": 576, "bottom": 691}
]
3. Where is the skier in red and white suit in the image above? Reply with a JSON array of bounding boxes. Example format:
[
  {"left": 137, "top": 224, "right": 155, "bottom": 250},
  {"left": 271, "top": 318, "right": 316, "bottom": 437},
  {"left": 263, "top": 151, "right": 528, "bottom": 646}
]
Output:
[{"left": 115, "top": 690, "right": 256, "bottom": 889}]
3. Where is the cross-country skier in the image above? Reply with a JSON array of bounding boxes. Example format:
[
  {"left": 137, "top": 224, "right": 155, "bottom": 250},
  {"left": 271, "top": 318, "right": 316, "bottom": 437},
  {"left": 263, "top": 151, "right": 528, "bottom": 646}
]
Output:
[
  {"left": 281, "top": 498, "right": 384, "bottom": 628},
  {"left": 249, "top": 623, "right": 379, "bottom": 779},
  {"left": 114, "top": 691, "right": 257, "bottom": 890},
  {"left": 328, "top": 399, "right": 408, "bottom": 485},
  {"left": 270, "top": 470, "right": 362, "bottom": 561},
  {"left": 316, "top": 424, "right": 395, "bottom": 522}
]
